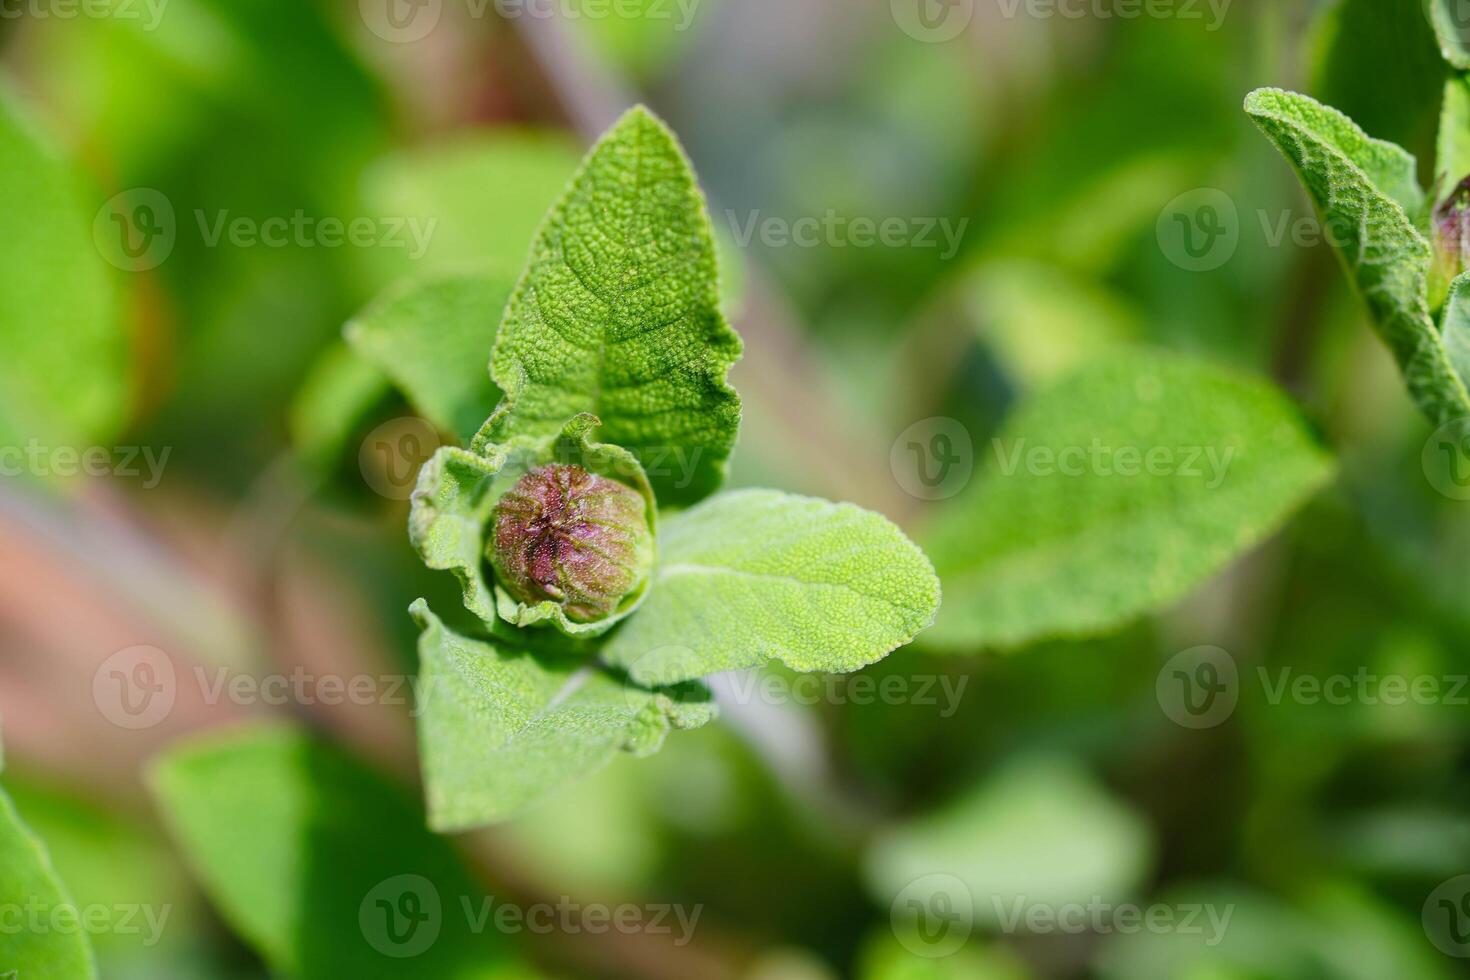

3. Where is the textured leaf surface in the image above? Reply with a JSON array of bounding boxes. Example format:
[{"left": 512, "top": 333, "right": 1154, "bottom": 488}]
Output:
[
  {"left": 1442, "top": 273, "right": 1470, "bottom": 388},
  {"left": 602, "top": 490, "right": 941, "bottom": 685},
  {"left": 0, "top": 89, "right": 125, "bottom": 451},
  {"left": 0, "top": 788, "right": 97, "bottom": 979},
  {"left": 411, "top": 415, "right": 656, "bottom": 636},
  {"left": 490, "top": 106, "right": 742, "bottom": 506},
  {"left": 1245, "top": 88, "right": 1470, "bottom": 425},
  {"left": 150, "top": 724, "right": 524, "bottom": 979},
  {"left": 921, "top": 351, "right": 1334, "bottom": 651},
  {"left": 411, "top": 602, "right": 715, "bottom": 831},
  {"left": 346, "top": 272, "right": 511, "bottom": 442}
]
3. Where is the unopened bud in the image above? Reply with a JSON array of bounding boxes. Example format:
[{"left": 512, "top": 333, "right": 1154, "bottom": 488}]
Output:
[{"left": 490, "top": 464, "right": 653, "bottom": 624}]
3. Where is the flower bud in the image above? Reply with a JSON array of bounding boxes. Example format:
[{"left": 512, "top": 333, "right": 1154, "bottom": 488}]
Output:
[
  {"left": 1433, "top": 175, "right": 1470, "bottom": 309},
  {"left": 489, "top": 463, "right": 653, "bottom": 624}
]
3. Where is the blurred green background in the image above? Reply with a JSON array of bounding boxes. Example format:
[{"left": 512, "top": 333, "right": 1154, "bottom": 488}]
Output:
[{"left": 0, "top": 0, "right": 1468, "bottom": 977}]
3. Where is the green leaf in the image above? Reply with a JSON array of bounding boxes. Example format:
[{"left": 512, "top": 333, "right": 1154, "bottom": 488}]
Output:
[
  {"left": 149, "top": 724, "right": 526, "bottom": 979},
  {"left": 411, "top": 601, "right": 715, "bottom": 831},
  {"left": 346, "top": 272, "right": 512, "bottom": 443},
  {"left": 411, "top": 414, "right": 656, "bottom": 637},
  {"left": 1439, "top": 75, "right": 1470, "bottom": 184},
  {"left": 0, "top": 87, "right": 126, "bottom": 452},
  {"left": 490, "top": 106, "right": 742, "bottom": 507},
  {"left": 865, "top": 756, "right": 1153, "bottom": 933},
  {"left": 921, "top": 351, "right": 1334, "bottom": 651},
  {"left": 602, "top": 490, "right": 941, "bottom": 686},
  {"left": 361, "top": 129, "right": 584, "bottom": 277},
  {"left": 289, "top": 340, "right": 392, "bottom": 471},
  {"left": 1441, "top": 272, "right": 1470, "bottom": 386},
  {"left": 1245, "top": 87, "right": 1470, "bottom": 425},
  {"left": 0, "top": 737, "right": 97, "bottom": 979},
  {"left": 1427, "top": 0, "right": 1470, "bottom": 70}
]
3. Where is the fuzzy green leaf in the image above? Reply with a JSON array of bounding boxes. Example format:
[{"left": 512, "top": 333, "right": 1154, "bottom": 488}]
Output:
[
  {"left": 345, "top": 271, "right": 511, "bottom": 442},
  {"left": 0, "top": 788, "right": 97, "bottom": 979},
  {"left": 1245, "top": 87, "right": 1470, "bottom": 425},
  {"left": 1442, "top": 272, "right": 1470, "bottom": 387},
  {"left": 411, "top": 414, "right": 656, "bottom": 637},
  {"left": 0, "top": 88, "right": 126, "bottom": 452},
  {"left": 150, "top": 724, "right": 526, "bottom": 979},
  {"left": 411, "top": 601, "right": 715, "bottom": 831},
  {"left": 490, "top": 106, "right": 742, "bottom": 507},
  {"left": 921, "top": 351, "right": 1335, "bottom": 651},
  {"left": 602, "top": 490, "right": 941, "bottom": 686}
]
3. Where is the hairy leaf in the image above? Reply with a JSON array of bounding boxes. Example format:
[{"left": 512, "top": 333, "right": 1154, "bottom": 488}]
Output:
[
  {"left": 1442, "top": 273, "right": 1470, "bottom": 387},
  {"left": 490, "top": 106, "right": 742, "bottom": 506},
  {"left": 346, "top": 272, "right": 512, "bottom": 442},
  {"left": 602, "top": 490, "right": 941, "bottom": 685},
  {"left": 0, "top": 88, "right": 125, "bottom": 452},
  {"left": 921, "top": 351, "right": 1335, "bottom": 651},
  {"left": 1245, "top": 87, "right": 1470, "bottom": 425},
  {"left": 411, "top": 601, "right": 715, "bottom": 831},
  {"left": 150, "top": 724, "right": 525, "bottom": 979}
]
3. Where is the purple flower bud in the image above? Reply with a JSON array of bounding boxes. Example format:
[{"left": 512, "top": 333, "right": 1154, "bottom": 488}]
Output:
[
  {"left": 489, "top": 464, "right": 653, "bottom": 624},
  {"left": 1434, "top": 175, "right": 1470, "bottom": 305}
]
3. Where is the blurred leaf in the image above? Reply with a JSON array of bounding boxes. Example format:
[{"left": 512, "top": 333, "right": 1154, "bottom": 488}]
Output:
[
  {"left": 856, "top": 927, "right": 1031, "bottom": 980},
  {"left": 0, "top": 777, "right": 97, "bottom": 978},
  {"left": 150, "top": 723, "right": 527, "bottom": 979},
  {"left": 410, "top": 601, "right": 714, "bottom": 831},
  {"left": 569, "top": 0, "right": 715, "bottom": 81},
  {"left": 289, "top": 340, "right": 392, "bottom": 472},
  {"left": 1438, "top": 75, "right": 1470, "bottom": 183},
  {"left": 361, "top": 130, "right": 583, "bottom": 279},
  {"left": 865, "top": 756, "right": 1152, "bottom": 931},
  {"left": 346, "top": 272, "right": 512, "bottom": 442},
  {"left": 1311, "top": 0, "right": 1444, "bottom": 152},
  {"left": 602, "top": 490, "right": 941, "bottom": 686},
  {"left": 1427, "top": 0, "right": 1470, "bottom": 70},
  {"left": 922, "top": 350, "right": 1334, "bottom": 651},
  {"left": 0, "top": 88, "right": 125, "bottom": 451},
  {"left": 490, "top": 107, "right": 742, "bottom": 507},
  {"left": 1245, "top": 87, "right": 1470, "bottom": 425},
  {"left": 962, "top": 260, "right": 1141, "bottom": 386}
]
